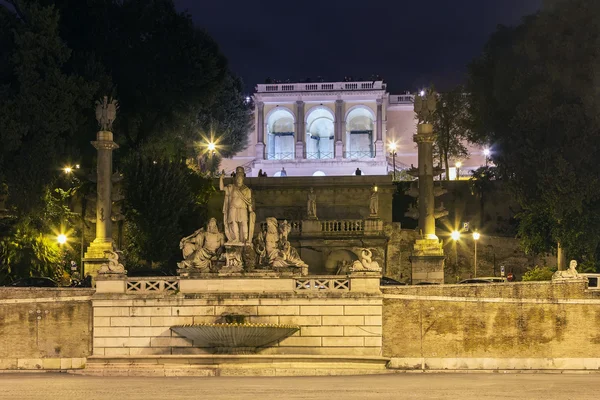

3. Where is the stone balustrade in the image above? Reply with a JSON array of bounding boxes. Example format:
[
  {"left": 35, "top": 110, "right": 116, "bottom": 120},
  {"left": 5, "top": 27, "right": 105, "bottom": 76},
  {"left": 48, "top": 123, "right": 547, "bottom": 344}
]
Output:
[{"left": 256, "top": 81, "right": 386, "bottom": 93}]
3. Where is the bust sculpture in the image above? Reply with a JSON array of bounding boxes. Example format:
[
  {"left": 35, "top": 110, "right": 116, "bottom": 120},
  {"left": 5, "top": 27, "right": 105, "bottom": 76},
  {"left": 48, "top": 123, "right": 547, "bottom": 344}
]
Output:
[
  {"left": 177, "top": 218, "right": 225, "bottom": 272},
  {"left": 255, "top": 217, "right": 308, "bottom": 274},
  {"left": 95, "top": 96, "right": 118, "bottom": 131},
  {"left": 220, "top": 167, "right": 255, "bottom": 244},
  {"left": 307, "top": 188, "right": 317, "bottom": 219}
]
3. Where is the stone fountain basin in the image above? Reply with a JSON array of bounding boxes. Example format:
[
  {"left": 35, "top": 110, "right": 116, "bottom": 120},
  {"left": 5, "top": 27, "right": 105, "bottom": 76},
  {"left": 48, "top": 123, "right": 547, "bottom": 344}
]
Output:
[{"left": 171, "top": 323, "right": 300, "bottom": 354}]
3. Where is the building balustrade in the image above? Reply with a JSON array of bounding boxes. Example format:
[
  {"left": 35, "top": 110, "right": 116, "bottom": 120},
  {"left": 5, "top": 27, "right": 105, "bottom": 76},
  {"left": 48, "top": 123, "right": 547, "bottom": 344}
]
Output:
[
  {"left": 306, "top": 152, "right": 334, "bottom": 160},
  {"left": 389, "top": 94, "right": 414, "bottom": 104},
  {"left": 257, "top": 81, "right": 386, "bottom": 93},
  {"left": 126, "top": 278, "right": 179, "bottom": 293},
  {"left": 266, "top": 152, "right": 295, "bottom": 160},
  {"left": 344, "top": 151, "right": 375, "bottom": 159},
  {"left": 320, "top": 219, "right": 364, "bottom": 233}
]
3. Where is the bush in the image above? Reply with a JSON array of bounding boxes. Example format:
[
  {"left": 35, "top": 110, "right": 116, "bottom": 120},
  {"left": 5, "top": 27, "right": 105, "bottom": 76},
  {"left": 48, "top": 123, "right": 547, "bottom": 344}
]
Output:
[{"left": 521, "top": 265, "right": 556, "bottom": 281}]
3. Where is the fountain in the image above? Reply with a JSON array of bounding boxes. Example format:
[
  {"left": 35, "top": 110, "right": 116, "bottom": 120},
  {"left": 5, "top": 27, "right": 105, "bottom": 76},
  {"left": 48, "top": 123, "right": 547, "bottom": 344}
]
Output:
[{"left": 171, "top": 315, "right": 299, "bottom": 354}]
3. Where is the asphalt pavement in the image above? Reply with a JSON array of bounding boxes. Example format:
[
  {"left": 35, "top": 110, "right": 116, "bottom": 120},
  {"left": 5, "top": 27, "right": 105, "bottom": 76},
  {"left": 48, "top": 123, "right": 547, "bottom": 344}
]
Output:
[{"left": 0, "top": 372, "right": 597, "bottom": 400}]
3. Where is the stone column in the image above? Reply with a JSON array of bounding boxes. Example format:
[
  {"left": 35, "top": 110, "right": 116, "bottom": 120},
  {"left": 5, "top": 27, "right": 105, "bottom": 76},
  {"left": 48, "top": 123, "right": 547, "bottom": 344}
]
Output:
[
  {"left": 335, "top": 99, "right": 344, "bottom": 159},
  {"left": 84, "top": 130, "right": 119, "bottom": 277},
  {"left": 374, "top": 98, "right": 384, "bottom": 159},
  {"left": 410, "top": 122, "right": 445, "bottom": 284},
  {"left": 414, "top": 124, "right": 437, "bottom": 237},
  {"left": 295, "top": 100, "right": 305, "bottom": 159},
  {"left": 255, "top": 101, "right": 265, "bottom": 159}
]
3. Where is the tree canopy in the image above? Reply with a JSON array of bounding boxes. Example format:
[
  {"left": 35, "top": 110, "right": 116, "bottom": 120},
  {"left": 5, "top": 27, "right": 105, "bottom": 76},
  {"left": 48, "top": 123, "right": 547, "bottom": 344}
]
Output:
[{"left": 466, "top": 0, "right": 600, "bottom": 268}]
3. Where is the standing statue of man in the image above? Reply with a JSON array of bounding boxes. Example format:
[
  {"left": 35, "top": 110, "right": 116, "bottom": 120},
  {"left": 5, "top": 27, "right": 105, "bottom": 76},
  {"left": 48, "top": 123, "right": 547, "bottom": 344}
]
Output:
[
  {"left": 220, "top": 166, "right": 255, "bottom": 244},
  {"left": 369, "top": 185, "right": 379, "bottom": 217},
  {"left": 307, "top": 188, "right": 317, "bottom": 219}
]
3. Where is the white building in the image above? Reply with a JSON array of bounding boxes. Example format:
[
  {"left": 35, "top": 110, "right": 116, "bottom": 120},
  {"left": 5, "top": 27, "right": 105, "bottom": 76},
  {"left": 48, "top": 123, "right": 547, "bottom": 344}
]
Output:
[{"left": 220, "top": 80, "right": 485, "bottom": 177}]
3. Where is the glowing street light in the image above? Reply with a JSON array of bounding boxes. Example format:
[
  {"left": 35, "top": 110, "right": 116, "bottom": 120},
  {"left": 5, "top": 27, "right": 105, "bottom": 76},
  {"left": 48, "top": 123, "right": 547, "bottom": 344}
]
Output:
[
  {"left": 388, "top": 141, "right": 397, "bottom": 181},
  {"left": 455, "top": 161, "right": 462, "bottom": 180},
  {"left": 451, "top": 231, "right": 461, "bottom": 241},
  {"left": 207, "top": 142, "right": 216, "bottom": 153},
  {"left": 419, "top": 90, "right": 425, "bottom": 97},
  {"left": 57, "top": 234, "right": 68, "bottom": 245},
  {"left": 473, "top": 231, "right": 481, "bottom": 277},
  {"left": 483, "top": 148, "right": 491, "bottom": 167},
  {"left": 64, "top": 167, "right": 72, "bottom": 174}
]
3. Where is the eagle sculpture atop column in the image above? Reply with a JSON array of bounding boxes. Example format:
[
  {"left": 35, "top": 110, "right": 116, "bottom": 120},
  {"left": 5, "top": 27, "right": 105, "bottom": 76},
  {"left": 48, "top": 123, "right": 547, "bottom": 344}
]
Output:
[
  {"left": 95, "top": 96, "right": 118, "bottom": 132},
  {"left": 413, "top": 89, "right": 437, "bottom": 124}
]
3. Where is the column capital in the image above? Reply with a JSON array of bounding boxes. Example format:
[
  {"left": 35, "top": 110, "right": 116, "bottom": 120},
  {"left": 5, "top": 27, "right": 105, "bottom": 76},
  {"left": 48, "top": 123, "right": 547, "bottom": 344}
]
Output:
[
  {"left": 296, "top": 100, "right": 305, "bottom": 107},
  {"left": 256, "top": 101, "right": 264, "bottom": 110},
  {"left": 335, "top": 99, "right": 344, "bottom": 106},
  {"left": 376, "top": 98, "right": 383, "bottom": 106}
]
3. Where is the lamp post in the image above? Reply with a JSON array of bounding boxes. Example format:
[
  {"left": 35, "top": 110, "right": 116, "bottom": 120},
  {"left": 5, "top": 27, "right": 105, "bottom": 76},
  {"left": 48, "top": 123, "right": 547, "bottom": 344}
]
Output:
[
  {"left": 451, "top": 230, "right": 460, "bottom": 267},
  {"left": 388, "top": 142, "right": 397, "bottom": 181},
  {"left": 473, "top": 231, "right": 481, "bottom": 277},
  {"left": 455, "top": 161, "right": 462, "bottom": 180},
  {"left": 483, "top": 148, "right": 490, "bottom": 167}
]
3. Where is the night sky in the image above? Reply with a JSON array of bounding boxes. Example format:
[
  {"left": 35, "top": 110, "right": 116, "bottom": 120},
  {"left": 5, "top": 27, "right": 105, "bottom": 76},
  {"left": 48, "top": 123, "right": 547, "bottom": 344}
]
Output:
[{"left": 174, "top": 0, "right": 542, "bottom": 93}]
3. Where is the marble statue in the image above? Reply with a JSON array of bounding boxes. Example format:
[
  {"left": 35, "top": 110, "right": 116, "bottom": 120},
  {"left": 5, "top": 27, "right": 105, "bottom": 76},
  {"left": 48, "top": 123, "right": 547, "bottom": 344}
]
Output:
[
  {"left": 220, "top": 166, "right": 255, "bottom": 244},
  {"left": 351, "top": 249, "right": 381, "bottom": 272},
  {"left": 95, "top": 96, "right": 118, "bottom": 131},
  {"left": 307, "top": 188, "right": 317, "bottom": 219},
  {"left": 177, "top": 218, "right": 225, "bottom": 271},
  {"left": 255, "top": 217, "right": 308, "bottom": 274},
  {"left": 369, "top": 186, "right": 379, "bottom": 217},
  {"left": 553, "top": 259, "right": 582, "bottom": 280},
  {"left": 413, "top": 88, "right": 437, "bottom": 124},
  {"left": 98, "top": 250, "right": 126, "bottom": 274}
]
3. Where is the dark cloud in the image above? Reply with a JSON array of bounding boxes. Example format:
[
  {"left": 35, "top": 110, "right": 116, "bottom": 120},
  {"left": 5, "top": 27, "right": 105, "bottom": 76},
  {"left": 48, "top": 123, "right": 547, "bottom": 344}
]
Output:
[{"left": 175, "top": 0, "right": 543, "bottom": 92}]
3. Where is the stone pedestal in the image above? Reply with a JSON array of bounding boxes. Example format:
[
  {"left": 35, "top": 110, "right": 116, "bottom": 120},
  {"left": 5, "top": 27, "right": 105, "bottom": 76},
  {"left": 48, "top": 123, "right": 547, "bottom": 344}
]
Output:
[
  {"left": 295, "top": 141, "right": 304, "bottom": 160},
  {"left": 410, "top": 238, "right": 445, "bottom": 284},
  {"left": 364, "top": 218, "right": 383, "bottom": 233},
  {"left": 335, "top": 141, "right": 343, "bottom": 159},
  {"left": 374, "top": 140, "right": 384, "bottom": 160},
  {"left": 255, "top": 142, "right": 265, "bottom": 160}
]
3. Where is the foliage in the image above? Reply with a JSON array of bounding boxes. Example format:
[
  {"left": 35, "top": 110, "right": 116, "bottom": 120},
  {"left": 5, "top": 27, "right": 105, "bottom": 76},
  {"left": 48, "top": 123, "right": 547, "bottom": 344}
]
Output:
[
  {"left": 0, "top": 1, "right": 97, "bottom": 216},
  {"left": 0, "top": 187, "right": 79, "bottom": 283},
  {"left": 466, "top": 0, "right": 600, "bottom": 269},
  {"left": 521, "top": 265, "right": 555, "bottom": 282},
  {"left": 121, "top": 157, "right": 214, "bottom": 269},
  {"left": 431, "top": 86, "right": 470, "bottom": 179}
]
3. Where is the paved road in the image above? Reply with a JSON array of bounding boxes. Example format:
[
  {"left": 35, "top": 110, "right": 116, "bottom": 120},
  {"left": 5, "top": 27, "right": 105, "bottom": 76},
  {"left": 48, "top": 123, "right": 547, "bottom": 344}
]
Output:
[{"left": 0, "top": 372, "right": 597, "bottom": 400}]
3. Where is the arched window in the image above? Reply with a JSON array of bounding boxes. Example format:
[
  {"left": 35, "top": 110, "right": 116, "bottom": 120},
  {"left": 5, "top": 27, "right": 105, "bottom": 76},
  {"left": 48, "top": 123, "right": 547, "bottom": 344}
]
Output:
[
  {"left": 306, "top": 107, "right": 334, "bottom": 159},
  {"left": 266, "top": 108, "right": 295, "bottom": 160},
  {"left": 312, "top": 171, "right": 326, "bottom": 176},
  {"left": 345, "top": 107, "right": 375, "bottom": 158}
]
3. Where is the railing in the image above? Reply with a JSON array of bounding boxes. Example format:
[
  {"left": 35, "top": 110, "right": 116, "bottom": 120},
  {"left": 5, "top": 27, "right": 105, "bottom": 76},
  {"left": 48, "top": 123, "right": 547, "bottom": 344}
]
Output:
[
  {"left": 295, "top": 277, "right": 350, "bottom": 291},
  {"left": 259, "top": 220, "right": 302, "bottom": 233},
  {"left": 257, "top": 81, "right": 386, "bottom": 93},
  {"left": 306, "top": 152, "right": 334, "bottom": 160},
  {"left": 266, "top": 152, "right": 294, "bottom": 160},
  {"left": 389, "top": 94, "right": 414, "bottom": 104},
  {"left": 344, "top": 151, "right": 374, "bottom": 159},
  {"left": 126, "top": 278, "right": 179, "bottom": 294},
  {"left": 320, "top": 220, "right": 364, "bottom": 233}
]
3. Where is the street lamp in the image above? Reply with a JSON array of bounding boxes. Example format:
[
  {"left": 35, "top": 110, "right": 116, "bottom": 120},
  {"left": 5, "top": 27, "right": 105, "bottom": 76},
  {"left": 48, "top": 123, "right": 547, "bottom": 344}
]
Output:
[
  {"left": 207, "top": 142, "right": 216, "bottom": 154},
  {"left": 483, "top": 148, "right": 491, "bottom": 167},
  {"left": 455, "top": 161, "right": 462, "bottom": 180},
  {"left": 57, "top": 234, "right": 68, "bottom": 245},
  {"left": 63, "top": 166, "right": 72, "bottom": 174},
  {"left": 388, "top": 142, "right": 397, "bottom": 181},
  {"left": 473, "top": 231, "right": 481, "bottom": 277},
  {"left": 451, "top": 230, "right": 460, "bottom": 267}
]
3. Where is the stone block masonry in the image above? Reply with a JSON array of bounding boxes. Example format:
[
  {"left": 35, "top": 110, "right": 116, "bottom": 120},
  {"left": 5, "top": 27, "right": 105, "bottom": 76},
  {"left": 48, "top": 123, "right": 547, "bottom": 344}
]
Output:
[{"left": 92, "top": 294, "right": 383, "bottom": 357}]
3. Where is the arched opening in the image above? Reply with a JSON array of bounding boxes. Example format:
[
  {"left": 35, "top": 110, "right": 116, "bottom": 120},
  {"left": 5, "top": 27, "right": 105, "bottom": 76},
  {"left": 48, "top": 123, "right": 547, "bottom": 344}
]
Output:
[
  {"left": 312, "top": 171, "right": 326, "bottom": 176},
  {"left": 345, "top": 107, "right": 375, "bottom": 158},
  {"left": 266, "top": 108, "right": 295, "bottom": 160},
  {"left": 306, "top": 108, "right": 334, "bottom": 159}
]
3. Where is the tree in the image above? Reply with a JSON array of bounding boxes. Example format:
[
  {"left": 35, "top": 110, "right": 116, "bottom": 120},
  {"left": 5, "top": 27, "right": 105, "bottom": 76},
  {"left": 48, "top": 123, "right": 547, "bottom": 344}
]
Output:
[
  {"left": 466, "top": 0, "right": 600, "bottom": 269},
  {"left": 431, "top": 86, "right": 470, "bottom": 179},
  {"left": 121, "top": 156, "right": 213, "bottom": 270}
]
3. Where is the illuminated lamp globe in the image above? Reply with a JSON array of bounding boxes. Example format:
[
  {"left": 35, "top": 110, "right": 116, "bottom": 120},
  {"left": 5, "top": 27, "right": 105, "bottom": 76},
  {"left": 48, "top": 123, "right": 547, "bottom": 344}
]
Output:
[{"left": 57, "top": 234, "right": 68, "bottom": 245}]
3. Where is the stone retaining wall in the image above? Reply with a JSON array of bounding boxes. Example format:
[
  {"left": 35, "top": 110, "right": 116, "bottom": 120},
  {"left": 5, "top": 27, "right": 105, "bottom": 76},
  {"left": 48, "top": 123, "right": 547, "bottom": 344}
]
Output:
[
  {"left": 382, "top": 280, "right": 600, "bottom": 370},
  {"left": 0, "top": 288, "right": 94, "bottom": 370}
]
